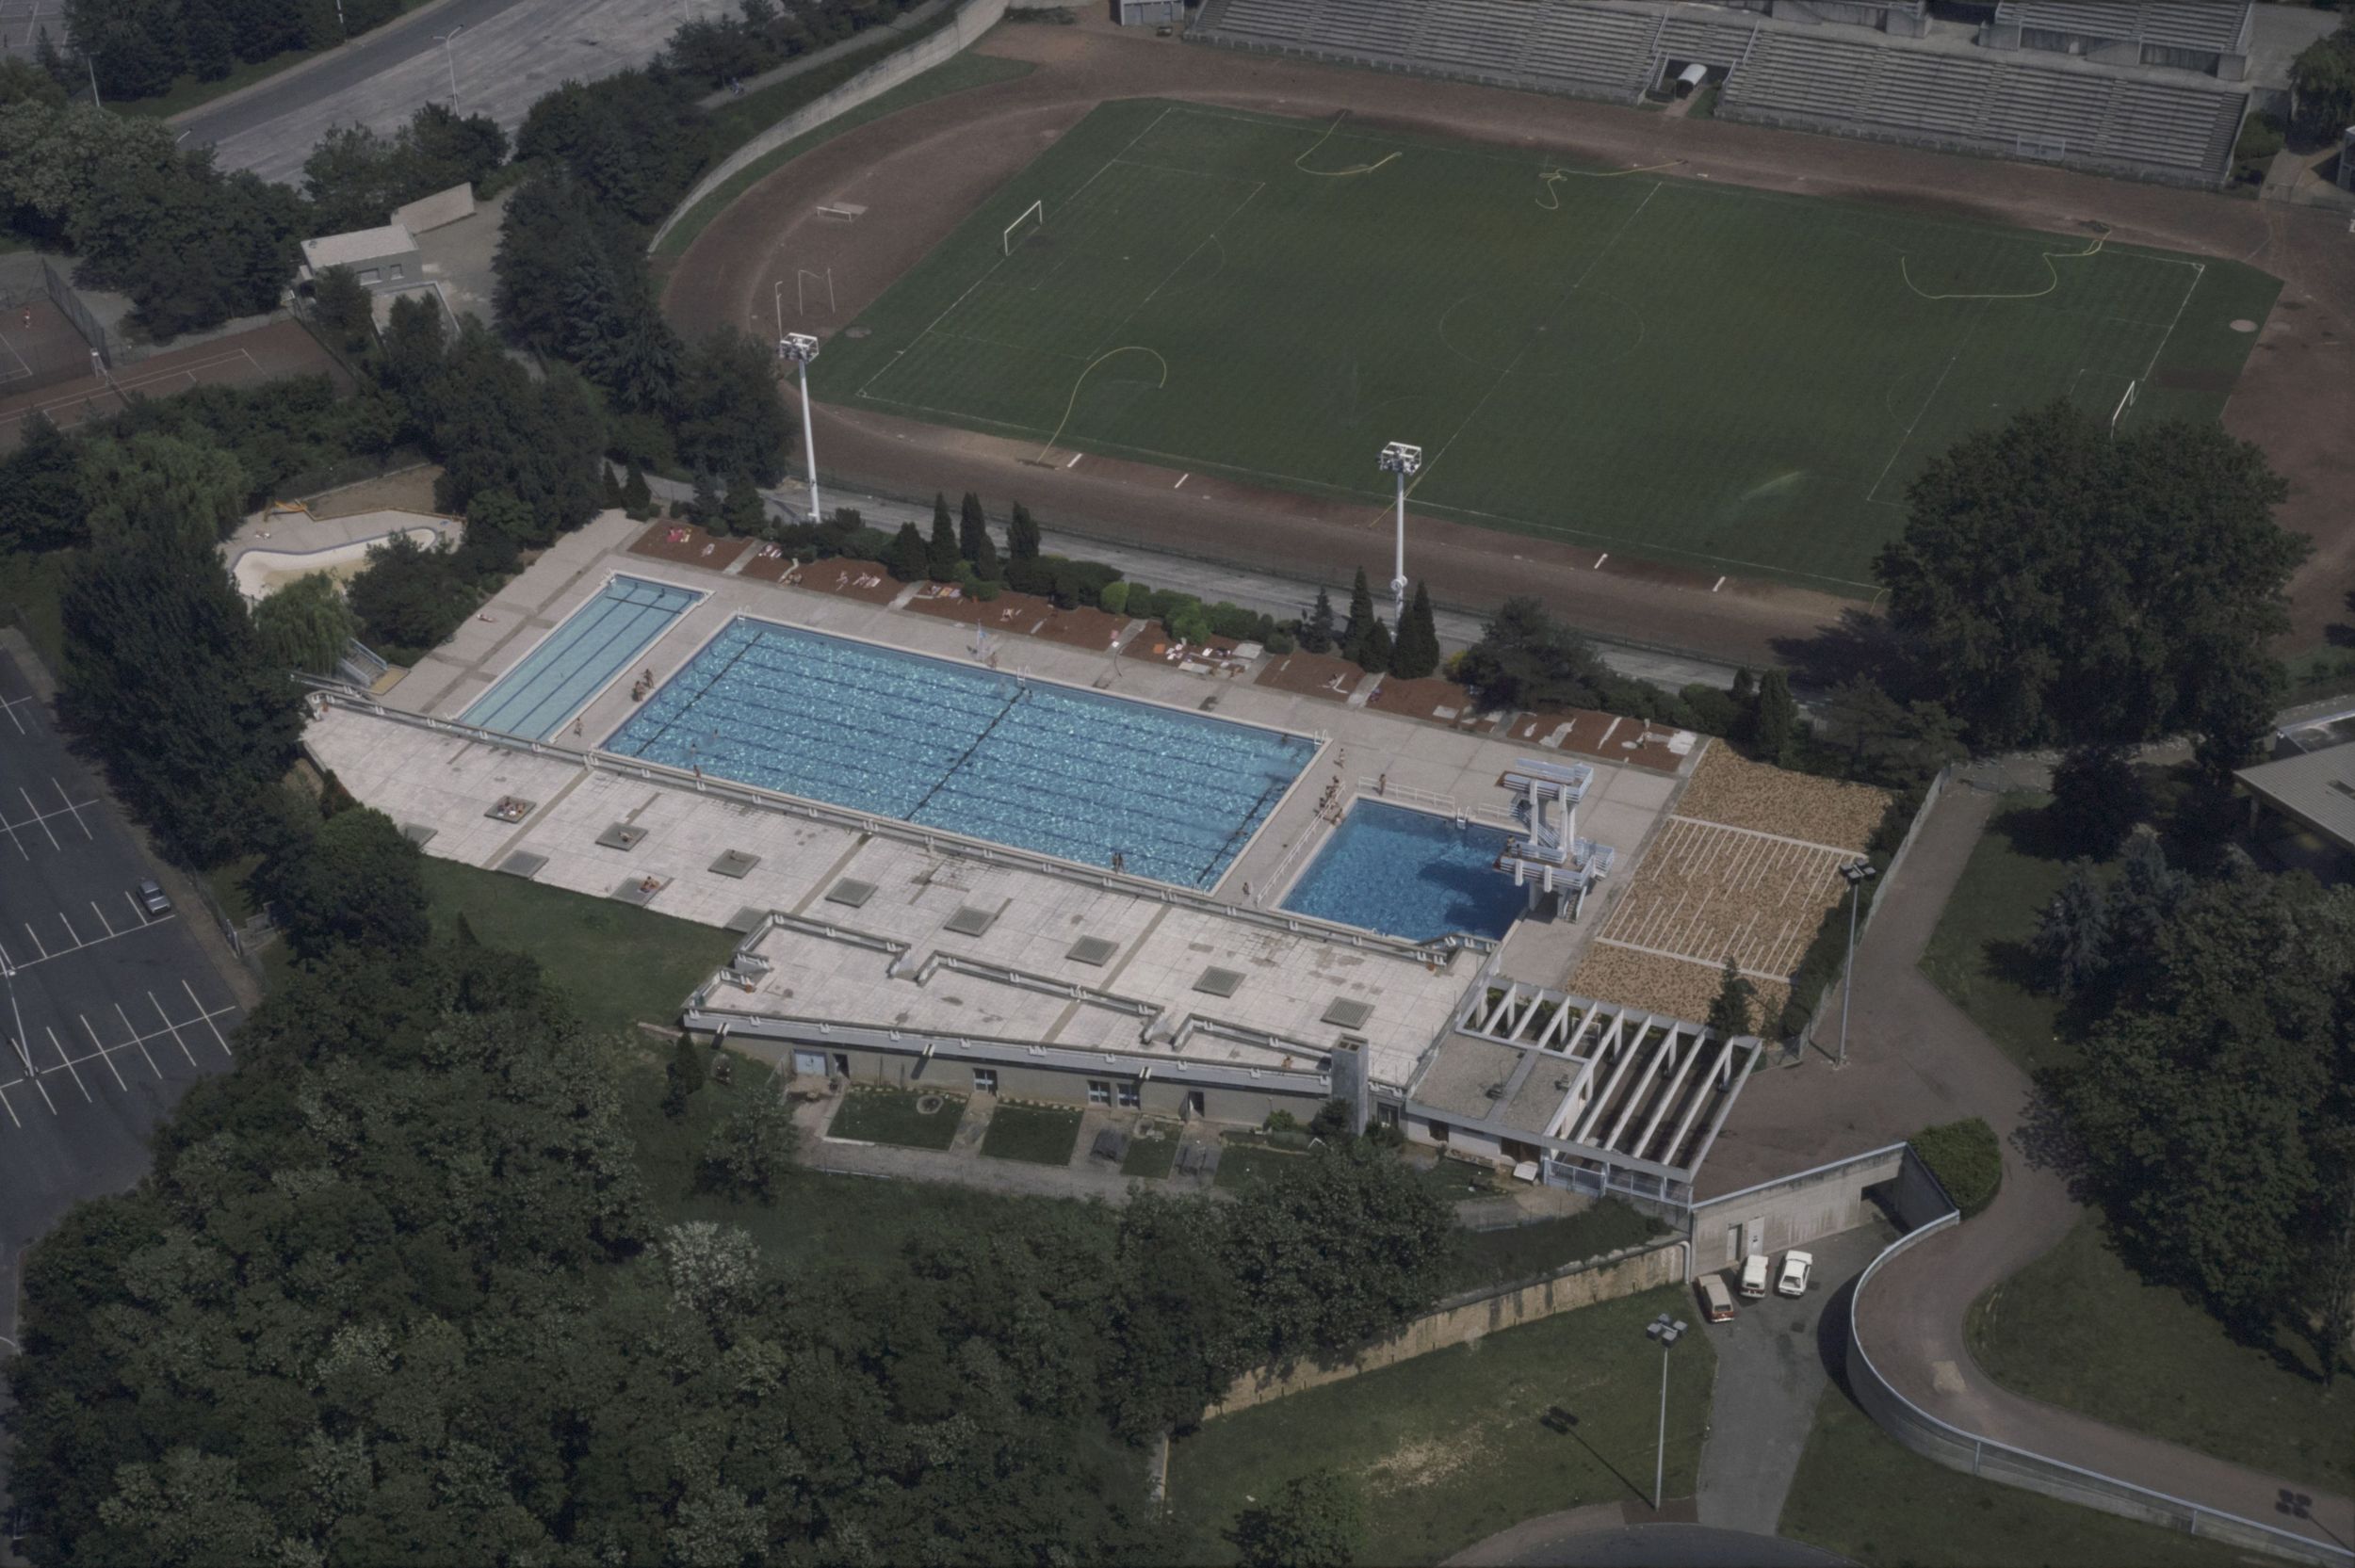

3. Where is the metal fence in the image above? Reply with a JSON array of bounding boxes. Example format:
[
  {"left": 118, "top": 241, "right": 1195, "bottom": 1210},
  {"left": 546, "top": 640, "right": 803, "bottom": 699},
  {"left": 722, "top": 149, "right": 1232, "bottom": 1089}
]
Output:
[
  {"left": 0, "top": 258, "right": 114, "bottom": 396},
  {"left": 1848, "top": 1217, "right": 2354, "bottom": 1567}
]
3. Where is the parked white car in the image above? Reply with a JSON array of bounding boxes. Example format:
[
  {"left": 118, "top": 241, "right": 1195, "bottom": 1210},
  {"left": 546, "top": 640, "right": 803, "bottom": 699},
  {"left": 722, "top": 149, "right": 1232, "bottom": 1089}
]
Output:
[
  {"left": 1739, "top": 1253, "right": 1770, "bottom": 1299},
  {"left": 1777, "top": 1250, "right": 1814, "bottom": 1297}
]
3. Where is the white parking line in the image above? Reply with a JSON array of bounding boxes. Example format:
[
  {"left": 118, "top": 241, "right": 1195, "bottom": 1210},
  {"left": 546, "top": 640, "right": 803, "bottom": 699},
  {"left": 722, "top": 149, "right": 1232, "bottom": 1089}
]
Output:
[
  {"left": 78, "top": 1015, "right": 128, "bottom": 1091},
  {"left": 122, "top": 889, "right": 147, "bottom": 926},
  {"left": 0, "top": 811, "right": 23, "bottom": 859},
  {"left": 0, "top": 905, "right": 171, "bottom": 975},
  {"left": 113, "top": 1002, "right": 165, "bottom": 1078},
  {"left": 184, "top": 979, "right": 235, "bottom": 1059},
  {"left": 51, "top": 777, "right": 91, "bottom": 838},
  {"left": 148, "top": 992, "right": 200, "bottom": 1067},
  {"left": 55, "top": 911, "right": 79, "bottom": 947},
  {"left": 42, "top": 1026, "right": 89, "bottom": 1102},
  {"left": 17, "top": 789, "right": 58, "bottom": 850},
  {"left": 89, "top": 900, "right": 114, "bottom": 937},
  {"left": 0, "top": 1084, "right": 20, "bottom": 1128},
  {"left": 0, "top": 692, "right": 29, "bottom": 734}
]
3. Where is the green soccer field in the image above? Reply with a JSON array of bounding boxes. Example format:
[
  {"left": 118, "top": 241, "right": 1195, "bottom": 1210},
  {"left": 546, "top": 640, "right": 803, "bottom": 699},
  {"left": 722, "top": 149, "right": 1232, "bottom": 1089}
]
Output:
[{"left": 811, "top": 99, "right": 2279, "bottom": 592}]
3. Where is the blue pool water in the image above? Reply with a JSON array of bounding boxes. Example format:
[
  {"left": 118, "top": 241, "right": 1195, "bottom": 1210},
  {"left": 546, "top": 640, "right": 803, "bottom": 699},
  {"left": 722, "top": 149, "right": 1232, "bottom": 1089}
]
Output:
[
  {"left": 1281, "top": 801, "right": 1524, "bottom": 943},
  {"left": 603, "top": 619, "right": 1317, "bottom": 889},
  {"left": 463, "top": 576, "right": 702, "bottom": 740}
]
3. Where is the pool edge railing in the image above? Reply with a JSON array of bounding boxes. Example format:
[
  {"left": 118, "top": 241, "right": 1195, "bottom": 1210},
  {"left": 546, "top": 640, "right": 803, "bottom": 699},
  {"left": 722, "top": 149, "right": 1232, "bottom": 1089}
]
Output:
[{"left": 304, "top": 689, "right": 1499, "bottom": 968}]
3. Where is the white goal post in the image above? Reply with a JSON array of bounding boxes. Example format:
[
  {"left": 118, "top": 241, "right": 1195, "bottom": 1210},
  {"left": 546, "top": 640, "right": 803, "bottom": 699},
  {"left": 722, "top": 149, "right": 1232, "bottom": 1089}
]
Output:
[
  {"left": 1003, "top": 199, "right": 1044, "bottom": 255},
  {"left": 2110, "top": 379, "right": 2137, "bottom": 434}
]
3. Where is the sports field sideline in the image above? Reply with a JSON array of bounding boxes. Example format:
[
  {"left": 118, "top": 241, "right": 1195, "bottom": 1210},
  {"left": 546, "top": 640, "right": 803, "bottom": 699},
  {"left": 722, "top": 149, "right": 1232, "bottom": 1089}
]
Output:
[{"left": 810, "top": 98, "right": 2278, "bottom": 593}]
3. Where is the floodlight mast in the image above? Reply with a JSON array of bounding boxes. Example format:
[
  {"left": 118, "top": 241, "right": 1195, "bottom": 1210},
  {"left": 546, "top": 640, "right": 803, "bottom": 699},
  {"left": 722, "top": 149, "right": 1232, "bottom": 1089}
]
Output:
[
  {"left": 779, "top": 332, "right": 822, "bottom": 525},
  {"left": 1378, "top": 442, "right": 1422, "bottom": 620}
]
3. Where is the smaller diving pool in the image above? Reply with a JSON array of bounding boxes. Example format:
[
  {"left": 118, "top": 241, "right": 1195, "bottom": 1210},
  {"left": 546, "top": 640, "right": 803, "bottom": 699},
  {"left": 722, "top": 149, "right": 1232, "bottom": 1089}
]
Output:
[
  {"left": 462, "top": 576, "right": 702, "bottom": 740},
  {"left": 1280, "top": 800, "right": 1524, "bottom": 944}
]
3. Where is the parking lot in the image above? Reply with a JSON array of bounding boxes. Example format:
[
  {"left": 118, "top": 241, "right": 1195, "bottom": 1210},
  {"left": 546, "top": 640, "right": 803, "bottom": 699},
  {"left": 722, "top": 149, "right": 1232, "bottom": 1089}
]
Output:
[{"left": 0, "top": 647, "right": 246, "bottom": 1345}]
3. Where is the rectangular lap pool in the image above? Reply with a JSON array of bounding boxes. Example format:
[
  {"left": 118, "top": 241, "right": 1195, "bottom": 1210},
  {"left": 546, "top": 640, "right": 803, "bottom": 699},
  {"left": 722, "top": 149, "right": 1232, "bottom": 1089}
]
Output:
[
  {"left": 1281, "top": 801, "right": 1523, "bottom": 943},
  {"left": 463, "top": 576, "right": 702, "bottom": 740},
  {"left": 603, "top": 619, "right": 1317, "bottom": 889}
]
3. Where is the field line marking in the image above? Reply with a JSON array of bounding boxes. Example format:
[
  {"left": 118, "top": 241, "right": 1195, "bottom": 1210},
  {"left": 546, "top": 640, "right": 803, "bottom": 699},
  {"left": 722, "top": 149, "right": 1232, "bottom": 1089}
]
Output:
[
  {"left": 1865, "top": 300, "right": 1984, "bottom": 505},
  {"left": 856, "top": 104, "right": 1181, "bottom": 404},
  {"left": 2136, "top": 260, "right": 2206, "bottom": 386},
  {"left": 1139, "top": 183, "right": 1266, "bottom": 309},
  {"left": 1412, "top": 182, "right": 1662, "bottom": 501}
]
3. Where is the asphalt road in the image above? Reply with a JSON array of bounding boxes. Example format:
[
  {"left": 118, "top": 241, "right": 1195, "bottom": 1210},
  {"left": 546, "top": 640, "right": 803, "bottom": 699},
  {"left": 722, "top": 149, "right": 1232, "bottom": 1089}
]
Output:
[
  {"left": 177, "top": 0, "right": 687, "bottom": 186},
  {"left": 0, "top": 649, "right": 246, "bottom": 1347}
]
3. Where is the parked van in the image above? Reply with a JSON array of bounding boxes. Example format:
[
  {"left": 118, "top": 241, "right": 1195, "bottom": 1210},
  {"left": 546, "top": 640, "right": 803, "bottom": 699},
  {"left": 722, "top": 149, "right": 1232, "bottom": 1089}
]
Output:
[
  {"left": 1739, "top": 1253, "right": 1771, "bottom": 1299},
  {"left": 1697, "top": 1273, "right": 1736, "bottom": 1323}
]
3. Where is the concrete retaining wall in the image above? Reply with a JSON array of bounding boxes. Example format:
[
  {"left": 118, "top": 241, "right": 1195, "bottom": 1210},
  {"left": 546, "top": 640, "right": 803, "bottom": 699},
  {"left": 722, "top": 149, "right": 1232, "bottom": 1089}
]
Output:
[
  {"left": 1690, "top": 1143, "right": 1911, "bottom": 1269},
  {"left": 1206, "top": 1236, "right": 1684, "bottom": 1417},
  {"left": 650, "top": 0, "right": 1013, "bottom": 252}
]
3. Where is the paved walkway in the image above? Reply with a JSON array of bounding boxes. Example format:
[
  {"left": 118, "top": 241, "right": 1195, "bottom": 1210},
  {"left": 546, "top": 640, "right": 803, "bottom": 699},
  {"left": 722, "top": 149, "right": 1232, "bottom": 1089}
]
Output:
[
  {"left": 1840, "top": 786, "right": 2355, "bottom": 1560},
  {"left": 1448, "top": 1501, "right": 1849, "bottom": 1567}
]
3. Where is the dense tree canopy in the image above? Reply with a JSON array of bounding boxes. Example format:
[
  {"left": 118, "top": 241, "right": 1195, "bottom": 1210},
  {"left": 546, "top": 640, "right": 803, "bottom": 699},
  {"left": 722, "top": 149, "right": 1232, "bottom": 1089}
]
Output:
[
  {"left": 1876, "top": 402, "right": 2303, "bottom": 754},
  {"left": 301, "top": 103, "right": 509, "bottom": 234},
  {"left": 57, "top": 502, "right": 301, "bottom": 865},
  {"left": 2055, "top": 862, "right": 2355, "bottom": 1339},
  {"left": 2290, "top": 18, "right": 2355, "bottom": 144},
  {"left": 55, "top": 0, "right": 406, "bottom": 100}
]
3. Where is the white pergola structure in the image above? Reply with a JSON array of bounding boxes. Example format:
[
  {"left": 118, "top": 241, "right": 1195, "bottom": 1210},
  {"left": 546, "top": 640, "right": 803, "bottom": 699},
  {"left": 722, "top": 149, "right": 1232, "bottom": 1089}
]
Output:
[
  {"left": 1377, "top": 441, "right": 1421, "bottom": 620},
  {"left": 1496, "top": 756, "right": 1616, "bottom": 917}
]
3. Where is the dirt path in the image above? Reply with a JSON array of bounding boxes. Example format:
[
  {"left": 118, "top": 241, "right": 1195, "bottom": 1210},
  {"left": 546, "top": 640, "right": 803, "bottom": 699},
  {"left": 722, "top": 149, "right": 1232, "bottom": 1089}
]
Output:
[{"left": 664, "top": 24, "right": 2355, "bottom": 663}]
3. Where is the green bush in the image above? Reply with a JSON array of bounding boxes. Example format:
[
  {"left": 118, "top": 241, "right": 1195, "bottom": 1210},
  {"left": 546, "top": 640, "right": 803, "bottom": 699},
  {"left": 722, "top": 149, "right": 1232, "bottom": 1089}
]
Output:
[
  {"left": 1096, "top": 581, "right": 1129, "bottom": 616},
  {"left": 1912, "top": 1117, "right": 2002, "bottom": 1219}
]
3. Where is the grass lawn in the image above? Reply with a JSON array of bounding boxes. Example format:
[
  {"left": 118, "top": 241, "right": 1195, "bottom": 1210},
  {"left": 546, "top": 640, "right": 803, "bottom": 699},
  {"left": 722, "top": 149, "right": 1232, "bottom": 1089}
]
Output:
[
  {"left": 1915, "top": 794, "right": 2075, "bottom": 1075},
  {"left": 416, "top": 858, "right": 738, "bottom": 1037},
  {"left": 813, "top": 99, "right": 2276, "bottom": 592},
  {"left": 979, "top": 1101, "right": 1082, "bottom": 1165},
  {"left": 625, "top": 1062, "right": 1114, "bottom": 1275},
  {"left": 1778, "top": 1386, "right": 2249, "bottom": 1568},
  {"left": 656, "top": 51, "right": 1034, "bottom": 258},
  {"left": 1969, "top": 1220, "right": 2352, "bottom": 1496},
  {"left": 1167, "top": 1285, "right": 1714, "bottom": 1565},
  {"left": 1213, "top": 1138, "right": 1310, "bottom": 1191},
  {"left": 829, "top": 1086, "right": 966, "bottom": 1150},
  {"left": 1443, "top": 1202, "right": 1666, "bottom": 1296},
  {"left": 1119, "top": 1123, "right": 1178, "bottom": 1178}
]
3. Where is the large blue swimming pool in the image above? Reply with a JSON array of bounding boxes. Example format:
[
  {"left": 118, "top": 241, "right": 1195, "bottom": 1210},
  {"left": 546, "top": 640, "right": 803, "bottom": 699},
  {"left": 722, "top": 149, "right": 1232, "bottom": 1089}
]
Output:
[
  {"left": 1281, "top": 801, "right": 1523, "bottom": 943},
  {"left": 603, "top": 618, "right": 1317, "bottom": 889},
  {"left": 463, "top": 576, "right": 701, "bottom": 740}
]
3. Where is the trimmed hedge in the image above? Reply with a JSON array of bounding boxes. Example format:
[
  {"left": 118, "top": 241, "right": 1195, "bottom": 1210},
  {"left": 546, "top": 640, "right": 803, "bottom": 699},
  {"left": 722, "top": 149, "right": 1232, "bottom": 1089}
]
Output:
[{"left": 1912, "top": 1117, "right": 2002, "bottom": 1219}]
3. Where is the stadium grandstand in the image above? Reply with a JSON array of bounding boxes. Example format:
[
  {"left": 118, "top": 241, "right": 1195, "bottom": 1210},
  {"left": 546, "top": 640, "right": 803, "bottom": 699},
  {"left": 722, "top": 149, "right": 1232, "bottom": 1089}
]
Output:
[
  {"left": 1187, "top": 0, "right": 2254, "bottom": 187},
  {"left": 1986, "top": 1, "right": 2253, "bottom": 80}
]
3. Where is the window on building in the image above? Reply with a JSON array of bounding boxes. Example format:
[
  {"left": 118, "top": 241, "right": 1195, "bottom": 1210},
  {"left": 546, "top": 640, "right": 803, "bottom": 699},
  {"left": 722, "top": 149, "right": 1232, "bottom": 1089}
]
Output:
[
  {"left": 972, "top": 1068, "right": 998, "bottom": 1094},
  {"left": 1116, "top": 1082, "right": 1141, "bottom": 1108},
  {"left": 357, "top": 268, "right": 381, "bottom": 284},
  {"left": 1086, "top": 1079, "right": 1112, "bottom": 1106},
  {"left": 386, "top": 263, "right": 406, "bottom": 280}
]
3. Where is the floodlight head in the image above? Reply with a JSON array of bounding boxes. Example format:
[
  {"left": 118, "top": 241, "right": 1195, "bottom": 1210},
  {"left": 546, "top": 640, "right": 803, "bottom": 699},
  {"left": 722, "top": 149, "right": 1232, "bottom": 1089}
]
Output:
[
  {"left": 1840, "top": 861, "right": 1879, "bottom": 887},
  {"left": 779, "top": 331, "right": 820, "bottom": 365},
  {"left": 1378, "top": 441, "right": 1423, "bottom": 477}
]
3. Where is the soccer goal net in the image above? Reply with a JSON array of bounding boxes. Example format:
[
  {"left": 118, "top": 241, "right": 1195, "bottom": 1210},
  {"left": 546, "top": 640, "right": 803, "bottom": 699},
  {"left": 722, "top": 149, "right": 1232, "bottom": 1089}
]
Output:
[{"left": 1003, "top": 200, "right": 1044, "bottom": 256}]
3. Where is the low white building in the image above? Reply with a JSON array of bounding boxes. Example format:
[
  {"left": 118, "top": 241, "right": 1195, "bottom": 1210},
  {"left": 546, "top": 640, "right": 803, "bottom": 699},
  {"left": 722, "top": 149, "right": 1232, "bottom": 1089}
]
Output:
[{"left": 298, "top": 223, "right": 421, "bottom": 292}]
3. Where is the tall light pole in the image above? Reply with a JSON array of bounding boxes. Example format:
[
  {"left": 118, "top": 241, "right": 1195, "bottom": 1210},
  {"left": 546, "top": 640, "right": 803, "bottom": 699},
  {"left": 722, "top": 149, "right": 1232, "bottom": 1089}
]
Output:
[
  {"left": 1377, "top": 442, "right": 1421, "bottom": 622},
  {"left": 1643, "top": 1311, "right": 1685, "bottom": 1511},
  {"left": 772, "top": 279, "right": 785, "bottom": 340},
  {"left": 434, "top": 24, "right": 463, "bottom": 111},
  {"left": 1835, "top": 859, "right": 1878, "bottom": 1069},
  {"left": 780, "top": 332, "right": 822, "bottom": 525}
]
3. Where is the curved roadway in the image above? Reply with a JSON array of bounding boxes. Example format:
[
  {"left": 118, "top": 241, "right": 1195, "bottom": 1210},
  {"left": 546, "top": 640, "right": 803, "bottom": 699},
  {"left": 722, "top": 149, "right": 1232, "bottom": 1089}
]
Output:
[{"left": 1842, "top": 786, "right": 2354, "bottom": 1561}]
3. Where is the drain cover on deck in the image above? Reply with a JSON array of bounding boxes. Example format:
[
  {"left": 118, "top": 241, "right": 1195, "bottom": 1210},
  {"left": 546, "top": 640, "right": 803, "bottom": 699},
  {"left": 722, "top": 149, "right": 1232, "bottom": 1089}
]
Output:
[{"left": 1194, "top": 966, "right": 1244, "bottom": 998}]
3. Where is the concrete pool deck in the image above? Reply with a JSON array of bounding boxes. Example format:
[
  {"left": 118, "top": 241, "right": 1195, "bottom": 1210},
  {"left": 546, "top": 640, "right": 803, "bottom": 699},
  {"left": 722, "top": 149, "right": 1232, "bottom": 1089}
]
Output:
[{"left": 319, "top": 510, "right": 1696, "bottom": 1015}]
